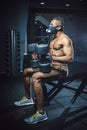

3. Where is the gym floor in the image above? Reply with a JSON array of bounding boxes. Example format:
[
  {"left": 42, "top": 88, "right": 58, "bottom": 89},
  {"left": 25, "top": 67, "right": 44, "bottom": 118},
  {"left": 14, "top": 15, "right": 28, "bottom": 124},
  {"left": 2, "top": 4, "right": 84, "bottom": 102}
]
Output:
[{"left": 0, "top": 66, "right": 87, "bottom": 130}]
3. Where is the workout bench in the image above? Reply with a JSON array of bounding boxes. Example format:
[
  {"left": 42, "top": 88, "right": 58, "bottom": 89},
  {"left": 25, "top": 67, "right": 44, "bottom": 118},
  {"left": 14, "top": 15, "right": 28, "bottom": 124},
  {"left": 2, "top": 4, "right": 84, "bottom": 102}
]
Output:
[{"left": 42, "top": 72, "right": 87, "bottom": 106}]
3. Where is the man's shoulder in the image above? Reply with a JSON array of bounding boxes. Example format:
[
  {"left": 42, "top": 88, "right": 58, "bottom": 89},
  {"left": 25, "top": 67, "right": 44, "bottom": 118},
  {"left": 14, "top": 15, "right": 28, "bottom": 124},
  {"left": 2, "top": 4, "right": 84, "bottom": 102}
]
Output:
[{"left": 62, "top": 33, "right": 72, "bottom": 41}]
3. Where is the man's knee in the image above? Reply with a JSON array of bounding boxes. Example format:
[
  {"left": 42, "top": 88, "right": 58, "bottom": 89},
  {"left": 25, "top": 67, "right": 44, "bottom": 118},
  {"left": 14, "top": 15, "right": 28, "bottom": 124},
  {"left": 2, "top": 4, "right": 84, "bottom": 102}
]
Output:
[
  {"left": 23, "top": 68, "right": 28, "bottom": 76},
  {"left": 23, "top": 68, "right": 33, "bottom": 76},
  {"left": 32, "top": 73, "right": 42, "bottom": 84},
  {"left": 32, "top": 74, "right": 38, "bottom": 83}
]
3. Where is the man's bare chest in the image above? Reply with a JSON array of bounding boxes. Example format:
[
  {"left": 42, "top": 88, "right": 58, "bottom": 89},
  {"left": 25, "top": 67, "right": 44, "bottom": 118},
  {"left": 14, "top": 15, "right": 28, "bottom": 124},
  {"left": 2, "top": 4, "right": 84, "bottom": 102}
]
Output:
[{"left": 50, "top": 39, "right": 63, "bottom": 50}]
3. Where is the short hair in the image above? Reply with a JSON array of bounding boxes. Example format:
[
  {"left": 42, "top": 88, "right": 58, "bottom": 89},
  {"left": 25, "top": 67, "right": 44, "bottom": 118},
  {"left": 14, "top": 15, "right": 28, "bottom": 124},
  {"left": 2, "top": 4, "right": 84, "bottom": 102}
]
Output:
[{"left": 53, "top": 16, "right": 64, "bottom": 26}]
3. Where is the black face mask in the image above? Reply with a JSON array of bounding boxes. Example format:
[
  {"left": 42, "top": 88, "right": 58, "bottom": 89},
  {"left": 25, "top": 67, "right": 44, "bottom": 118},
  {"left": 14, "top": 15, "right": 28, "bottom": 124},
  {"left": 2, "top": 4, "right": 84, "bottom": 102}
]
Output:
[{"left": 46, "top": 25, "right": 58, "bottom": 34}]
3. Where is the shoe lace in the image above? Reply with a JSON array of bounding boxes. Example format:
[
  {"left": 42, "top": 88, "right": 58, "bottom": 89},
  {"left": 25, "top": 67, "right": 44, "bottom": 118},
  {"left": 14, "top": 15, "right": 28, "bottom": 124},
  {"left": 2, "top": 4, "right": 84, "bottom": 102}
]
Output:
[{"left": 32, "top": 111, "right": 39, "bottom": 119}]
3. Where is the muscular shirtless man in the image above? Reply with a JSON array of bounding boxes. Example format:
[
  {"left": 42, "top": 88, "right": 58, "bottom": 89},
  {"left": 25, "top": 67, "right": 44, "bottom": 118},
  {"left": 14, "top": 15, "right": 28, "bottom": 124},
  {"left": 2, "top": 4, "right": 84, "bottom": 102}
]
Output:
[{"left": 14, "top": 16, "right": 74, "bottom": 124}]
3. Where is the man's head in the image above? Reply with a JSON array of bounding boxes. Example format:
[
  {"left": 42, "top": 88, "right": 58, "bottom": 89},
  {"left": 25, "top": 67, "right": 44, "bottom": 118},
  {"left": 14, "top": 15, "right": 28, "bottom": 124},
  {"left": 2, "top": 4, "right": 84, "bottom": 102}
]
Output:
[
  {"left": 46, "top": 16, "right": 64, "bottom": 34},
  {"left": 50, "top": 16, "right": 64, "bottom": 31}
]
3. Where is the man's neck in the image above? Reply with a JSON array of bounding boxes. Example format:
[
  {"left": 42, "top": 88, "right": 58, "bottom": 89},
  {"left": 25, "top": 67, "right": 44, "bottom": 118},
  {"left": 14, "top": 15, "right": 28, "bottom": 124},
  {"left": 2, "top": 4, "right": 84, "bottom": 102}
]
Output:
[{"left": 55, "top": 31, "right": 63, "bottom": 37}]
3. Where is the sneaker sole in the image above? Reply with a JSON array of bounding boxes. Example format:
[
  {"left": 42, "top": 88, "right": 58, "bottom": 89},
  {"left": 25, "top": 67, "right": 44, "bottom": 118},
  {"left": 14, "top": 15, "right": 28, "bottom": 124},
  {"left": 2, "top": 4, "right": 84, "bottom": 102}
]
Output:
[
  {"left": 24, "top": 117, "right": 48, "bottom": 124},
  {"left": 14, "top": 102, "right": 35, "bottom": 106}
]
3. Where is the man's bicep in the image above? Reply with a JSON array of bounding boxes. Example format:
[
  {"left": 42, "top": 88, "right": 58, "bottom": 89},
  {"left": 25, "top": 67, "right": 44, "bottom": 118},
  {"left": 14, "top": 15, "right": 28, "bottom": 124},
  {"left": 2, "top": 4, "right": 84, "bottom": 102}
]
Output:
[{"left": 63, "top": 40, "right": 73, "bottom": 56}]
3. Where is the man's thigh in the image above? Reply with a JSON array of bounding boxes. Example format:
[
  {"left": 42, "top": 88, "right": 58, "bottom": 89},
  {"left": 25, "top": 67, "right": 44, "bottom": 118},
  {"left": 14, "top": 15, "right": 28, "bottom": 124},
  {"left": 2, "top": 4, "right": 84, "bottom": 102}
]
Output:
[
  {"left": 43, "top": 69, "right": 66, "bottom": 79},
  {"left": 32, "top": 66, "right": 67, "bottom": 79}
]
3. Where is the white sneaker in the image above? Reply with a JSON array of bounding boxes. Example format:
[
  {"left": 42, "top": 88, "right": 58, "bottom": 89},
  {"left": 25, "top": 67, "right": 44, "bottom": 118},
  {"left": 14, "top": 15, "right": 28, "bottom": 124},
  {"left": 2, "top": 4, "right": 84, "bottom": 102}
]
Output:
[
  {"left": 24, "top": 111, "right": 48, "bottom": 124},
  {"left": 14, "top": 96, "right": 34, "bottom": 106}
]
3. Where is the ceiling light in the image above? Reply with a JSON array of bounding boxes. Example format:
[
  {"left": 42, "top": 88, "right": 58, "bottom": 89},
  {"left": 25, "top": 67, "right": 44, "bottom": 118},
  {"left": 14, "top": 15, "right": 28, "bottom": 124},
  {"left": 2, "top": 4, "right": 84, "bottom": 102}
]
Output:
[
  {"left": 65, "top": 3, "right": 70, "bottom": 7},
  {"left": 40, "top": 2, "right": 45, "bottom": 5}
]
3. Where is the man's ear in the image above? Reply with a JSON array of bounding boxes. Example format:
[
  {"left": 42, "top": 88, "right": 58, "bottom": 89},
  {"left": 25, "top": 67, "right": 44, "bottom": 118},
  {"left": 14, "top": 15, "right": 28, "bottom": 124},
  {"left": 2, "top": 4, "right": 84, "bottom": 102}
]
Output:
[{"left": 57, "top": 25, "right": 61, "bottom": 30}]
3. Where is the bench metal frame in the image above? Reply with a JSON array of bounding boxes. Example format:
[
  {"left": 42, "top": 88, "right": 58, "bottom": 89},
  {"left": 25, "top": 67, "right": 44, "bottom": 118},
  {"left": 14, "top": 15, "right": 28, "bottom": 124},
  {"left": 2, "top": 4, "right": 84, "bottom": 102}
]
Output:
[{"left": 42, "top": 72, "right": 87, "bottom": 105}]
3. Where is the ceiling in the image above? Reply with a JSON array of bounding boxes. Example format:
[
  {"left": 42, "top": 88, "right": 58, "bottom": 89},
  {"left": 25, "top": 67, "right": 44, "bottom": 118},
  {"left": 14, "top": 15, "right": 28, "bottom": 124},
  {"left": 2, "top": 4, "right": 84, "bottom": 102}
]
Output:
[{"left": 30, "top": 0, "right": 87, "bottom": 11}]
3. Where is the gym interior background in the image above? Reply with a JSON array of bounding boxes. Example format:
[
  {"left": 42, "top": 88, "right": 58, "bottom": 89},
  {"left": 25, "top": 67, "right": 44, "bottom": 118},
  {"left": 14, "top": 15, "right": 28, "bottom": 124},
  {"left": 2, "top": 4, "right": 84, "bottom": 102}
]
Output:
[
  {"left": 0, "top": 0, "right": 87, "bottom": 130},
  {"left": 0, "top": 0, "right": 87, "bottom": 76}
]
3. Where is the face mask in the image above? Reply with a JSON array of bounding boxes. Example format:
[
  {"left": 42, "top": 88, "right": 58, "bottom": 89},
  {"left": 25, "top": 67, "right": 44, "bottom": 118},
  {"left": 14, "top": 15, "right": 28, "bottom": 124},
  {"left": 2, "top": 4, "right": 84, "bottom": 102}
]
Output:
[{"left": 46, "top": 25, "right": 58, "bottom": 34}]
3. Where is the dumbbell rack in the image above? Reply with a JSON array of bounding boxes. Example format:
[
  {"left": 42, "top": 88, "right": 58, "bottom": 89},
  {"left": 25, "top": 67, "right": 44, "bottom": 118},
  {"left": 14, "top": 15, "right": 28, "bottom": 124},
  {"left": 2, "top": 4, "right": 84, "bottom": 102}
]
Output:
[{"left": 4, "top": 29, "right": 20, "bottom": 76}]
